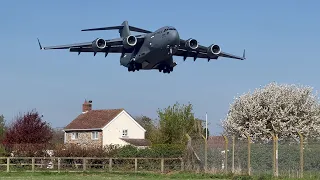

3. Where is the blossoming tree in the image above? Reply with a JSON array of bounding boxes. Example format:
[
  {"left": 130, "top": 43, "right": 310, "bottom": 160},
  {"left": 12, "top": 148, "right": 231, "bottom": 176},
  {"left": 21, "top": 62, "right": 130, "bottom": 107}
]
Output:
[{"left": 222, "top": 82, "right": 320, "bottom": 142}]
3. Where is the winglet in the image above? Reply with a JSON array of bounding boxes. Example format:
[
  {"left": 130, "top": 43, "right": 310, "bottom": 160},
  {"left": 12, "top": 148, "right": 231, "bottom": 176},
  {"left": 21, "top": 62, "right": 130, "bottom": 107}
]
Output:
[
  {"left": 37, "top": 38, "right": 43, "bottom": 50},
  {"left": 242, "top": 49, "right": 246, "bottom": 60}
]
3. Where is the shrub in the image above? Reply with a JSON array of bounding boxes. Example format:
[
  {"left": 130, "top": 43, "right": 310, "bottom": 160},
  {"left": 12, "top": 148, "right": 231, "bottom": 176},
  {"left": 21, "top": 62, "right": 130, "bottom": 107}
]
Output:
[{"left": 53, "top": 144, "right": 111, "bottom": 157}]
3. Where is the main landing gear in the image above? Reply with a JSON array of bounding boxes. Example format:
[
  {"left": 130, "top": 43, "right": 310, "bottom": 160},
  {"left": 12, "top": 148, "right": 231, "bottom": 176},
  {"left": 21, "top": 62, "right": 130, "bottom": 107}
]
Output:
[
  {"left": 158, "top": 64, "right": 173, "bottom": 74},
  {"left": 127, "top": 60, "right": 142, "bottom": 72}
]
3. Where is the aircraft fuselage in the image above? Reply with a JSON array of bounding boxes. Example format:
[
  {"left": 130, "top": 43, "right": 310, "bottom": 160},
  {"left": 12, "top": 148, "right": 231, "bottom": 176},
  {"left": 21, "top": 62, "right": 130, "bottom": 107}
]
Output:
[
  {"left": 120, "top": 26, "right": 180, "bottom": 72},
  {"left": 38, "top": 20, "right": 246, "bottom": 74}
]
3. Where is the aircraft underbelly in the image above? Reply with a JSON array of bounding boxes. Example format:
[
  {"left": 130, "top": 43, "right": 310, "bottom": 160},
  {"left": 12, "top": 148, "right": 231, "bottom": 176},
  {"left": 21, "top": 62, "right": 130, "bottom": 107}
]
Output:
[
  {"left": 146, "top": 50, "right": 170, "bottom": 68},
  {"left": 133, "top": 34, "right": 175, "bottom": 70}
]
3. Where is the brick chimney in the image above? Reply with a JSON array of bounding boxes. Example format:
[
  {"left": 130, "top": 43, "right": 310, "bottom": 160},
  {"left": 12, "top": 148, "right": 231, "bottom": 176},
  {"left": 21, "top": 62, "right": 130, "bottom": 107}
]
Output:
[{"left": 82, "top": 99, "right": 92, "bottom": 113}]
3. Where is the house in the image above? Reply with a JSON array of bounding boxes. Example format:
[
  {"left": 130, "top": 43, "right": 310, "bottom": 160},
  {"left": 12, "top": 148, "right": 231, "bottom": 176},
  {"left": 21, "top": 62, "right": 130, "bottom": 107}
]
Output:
[
  {"left": 207, "top": 136, "right": 226, "bottom": 149},
  {"left": 207, "top": 136, "right": 228, "bottom": 170},
  {"left": 63, "top": 100, "right": 151, "bottom": 148}
]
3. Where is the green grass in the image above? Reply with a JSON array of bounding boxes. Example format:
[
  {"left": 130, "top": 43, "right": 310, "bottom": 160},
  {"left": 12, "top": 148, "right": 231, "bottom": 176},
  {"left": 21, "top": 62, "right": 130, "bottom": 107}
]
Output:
[
  {"left": 0, "top": 171, "right": 319, "bottom": 180},
  {"left": 0, "top": 171, "right": 232, "bottom": 180}
]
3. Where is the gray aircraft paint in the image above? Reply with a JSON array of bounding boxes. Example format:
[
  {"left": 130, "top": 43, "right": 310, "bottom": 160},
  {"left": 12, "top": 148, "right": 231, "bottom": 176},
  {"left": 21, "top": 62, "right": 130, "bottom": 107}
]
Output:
[
  {"left": 37, "top": 21, "right": 245, "bottom": 74},
  {"left": 120, "top": 26, "right": 179, "bottom": 69}
]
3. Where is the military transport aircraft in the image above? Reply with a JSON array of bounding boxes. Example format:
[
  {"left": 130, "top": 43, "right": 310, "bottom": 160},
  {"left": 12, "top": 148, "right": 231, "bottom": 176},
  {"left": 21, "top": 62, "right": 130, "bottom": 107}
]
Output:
[{"left": 37, "top": 21, "right": 245, "bottom": 74}]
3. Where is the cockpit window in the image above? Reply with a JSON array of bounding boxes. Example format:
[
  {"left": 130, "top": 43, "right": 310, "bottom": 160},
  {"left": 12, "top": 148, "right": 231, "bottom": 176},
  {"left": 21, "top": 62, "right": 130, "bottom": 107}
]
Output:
[
  {"left": 164, "top": 28, "right": 175, "bottom": 32},
  {"left": 163, "top": 27, "right": 176, "bottom": 33}
]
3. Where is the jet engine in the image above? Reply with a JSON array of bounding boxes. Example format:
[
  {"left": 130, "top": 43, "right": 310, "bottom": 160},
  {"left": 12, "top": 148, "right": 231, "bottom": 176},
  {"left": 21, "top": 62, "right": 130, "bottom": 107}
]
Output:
[
  {"left": 207, "top": 44, "right": 221, "bottom": 55},
  {"left": 185, "top": 38, "right": 198, "bottom": 50},
  {"left": 92, "top": 38, "right": 107, "bottom": 51},
  {"left": 123, "top": 35, "right": 137, "bottom": 49}
]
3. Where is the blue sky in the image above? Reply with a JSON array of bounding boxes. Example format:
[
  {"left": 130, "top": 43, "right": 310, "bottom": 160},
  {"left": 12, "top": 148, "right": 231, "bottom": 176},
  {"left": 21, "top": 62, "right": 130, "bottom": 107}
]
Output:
[{"left": 1, "top": 0, "right": 319, "bottom": 135}]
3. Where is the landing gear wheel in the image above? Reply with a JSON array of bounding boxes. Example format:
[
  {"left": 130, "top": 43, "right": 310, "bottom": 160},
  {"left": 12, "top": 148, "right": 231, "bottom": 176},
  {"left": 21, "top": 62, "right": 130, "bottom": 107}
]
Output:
[
  {"left": 162, "top": 65, "right": 172, "bottom": 74},
  {"left": 128, "top": 61, "right": 142, "bottom": 72},
  {"left": 135, "top": 63, "right": 142, "bottom": 71},
  {"left": 128, "top": 63, "right": 134, "bottom": 72},
  {"left": 162, "top": 66, "right": 167, "bottom": 74}
]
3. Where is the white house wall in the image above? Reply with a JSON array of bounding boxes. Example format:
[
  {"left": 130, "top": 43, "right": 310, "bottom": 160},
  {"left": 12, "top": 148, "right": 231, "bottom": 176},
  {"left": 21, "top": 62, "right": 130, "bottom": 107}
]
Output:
[{"left": 102, "top": 110, "right": 145, "bottom": 146}]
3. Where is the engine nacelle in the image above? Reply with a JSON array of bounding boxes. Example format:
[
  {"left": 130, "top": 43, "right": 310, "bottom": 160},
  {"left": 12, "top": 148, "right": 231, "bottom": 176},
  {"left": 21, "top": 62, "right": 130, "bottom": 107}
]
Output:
[
  {"left": 185, "top": 38, "right": 198, "bottom": 50},
  {"left": 92, "top": 38, "right": 107, "bottom": 51},
  {"left": 123, "top": 35, "right": 137, "bottom": 49},
  {"left": 207, "top": 44, "right": 221, "bottom": 55}
]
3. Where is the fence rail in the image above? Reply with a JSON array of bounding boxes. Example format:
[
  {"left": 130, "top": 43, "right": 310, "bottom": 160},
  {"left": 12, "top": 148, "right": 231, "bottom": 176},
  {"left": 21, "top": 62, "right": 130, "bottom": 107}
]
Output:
[{"left": 0, "top": 157, "right": 183, "bottom": 173}]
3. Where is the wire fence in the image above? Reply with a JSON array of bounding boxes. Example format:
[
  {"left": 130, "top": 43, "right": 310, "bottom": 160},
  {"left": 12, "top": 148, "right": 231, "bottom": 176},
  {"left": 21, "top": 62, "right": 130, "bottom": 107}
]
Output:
[{"left": 189, "top": 135, "right": 320, "bottom": 178}]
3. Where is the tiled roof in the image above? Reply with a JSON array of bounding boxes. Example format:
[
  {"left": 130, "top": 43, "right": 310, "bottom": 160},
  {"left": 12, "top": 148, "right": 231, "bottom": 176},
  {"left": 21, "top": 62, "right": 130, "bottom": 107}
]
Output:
[
  {"left": 64, "top": 109, "right": 124, "bottom": 130},
  {"left": 120, "top": 138, "right": 151, "bottom": 147},
  {"left": 207, "top": 136, "right": 226, "bottom": 149}
]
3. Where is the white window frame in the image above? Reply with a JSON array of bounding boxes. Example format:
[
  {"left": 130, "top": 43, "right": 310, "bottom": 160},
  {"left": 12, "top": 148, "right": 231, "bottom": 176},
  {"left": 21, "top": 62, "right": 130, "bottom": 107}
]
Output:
[
  {"left": 71, "top": 132, "right": 78, "bottom": 140},
  {"left": 92, "top": 131, "right": 99, "bottom": 140},
  {"left": 122, "top": 129, "right": 128, "bottom": 137}
]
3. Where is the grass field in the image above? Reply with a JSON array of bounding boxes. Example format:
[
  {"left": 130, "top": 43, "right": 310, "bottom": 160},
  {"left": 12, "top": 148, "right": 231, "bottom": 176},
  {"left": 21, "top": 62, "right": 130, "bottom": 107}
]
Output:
[
  {"left": 0, "top": 171, "right": 318, "bottom": 180},
  {"left": 0, "top": 172, "right": 232, "bottom": 180}
]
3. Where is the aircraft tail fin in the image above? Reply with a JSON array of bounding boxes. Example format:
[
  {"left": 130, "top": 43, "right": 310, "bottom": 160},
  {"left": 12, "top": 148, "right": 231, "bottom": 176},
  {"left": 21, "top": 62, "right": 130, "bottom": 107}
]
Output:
[
  {"left": 37, "top": 38, "right": 43, "bottom": 50},
  {"left": 242, "top": 49, "right": 246, "bottom": 60},
  {"left": 119, "top": 21, "right": 130, "bottom": 38},
  {"left": 81, "top": 21, "right": 152, "bottom": 38}
]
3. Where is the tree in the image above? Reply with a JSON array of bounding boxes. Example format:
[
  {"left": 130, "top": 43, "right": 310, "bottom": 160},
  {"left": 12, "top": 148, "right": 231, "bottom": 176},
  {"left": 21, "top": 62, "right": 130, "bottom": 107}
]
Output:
[
  {"left": 135, "top": 115, "right": 156, "bottom": 140},
  {"left": 157, "top": 102, "right": 199, "bottom": 144},
  {"left": 222, "top": 82, "right": 320, "bottom": 142},
  {"left": 203, "top": 128, "right": 210, "bottom": 139},
  {"left": 193, "top": 118, "right": 209, "bottom": 139},
  {"left": 0, "top": 115, "right": 5, "bottom": 143},
  {"left": 3, "top": 110, "right": 53, "bottom": 147},
  {"left": 0, "top": 115, "right": 6, "bottom": 156},
  {"left": 51, "top": 128, "right": 65, "bottom": 145}
]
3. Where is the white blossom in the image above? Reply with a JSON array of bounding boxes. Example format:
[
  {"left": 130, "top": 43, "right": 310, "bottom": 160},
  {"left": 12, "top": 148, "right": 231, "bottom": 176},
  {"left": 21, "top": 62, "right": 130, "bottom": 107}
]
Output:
[{"left": 221, "top": 82, "right": 320, "bottom": 142}]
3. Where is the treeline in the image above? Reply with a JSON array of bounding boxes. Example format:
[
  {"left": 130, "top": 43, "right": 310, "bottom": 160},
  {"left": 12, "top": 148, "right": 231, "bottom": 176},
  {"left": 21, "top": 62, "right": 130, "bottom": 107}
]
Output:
[{"left": 0, "top": 102, "right": 207, "bottom": 158}]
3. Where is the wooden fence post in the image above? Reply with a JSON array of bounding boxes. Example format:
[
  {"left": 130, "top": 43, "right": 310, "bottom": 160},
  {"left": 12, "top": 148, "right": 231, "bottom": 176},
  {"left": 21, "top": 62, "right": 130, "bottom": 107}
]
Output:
[
  {"left": 271, "top": 133, "right": 278, "bottom": 177},
  {"left": 223, "top": 136, "right": 228, "bottom": 173},
  {"left": 271, "top": 133, "right": 279, "bottom": 177},
  {"left": 58, "top": 158, "right": 61, "bottom": 173},
  {"left": 298, "top": 132, "right": 304, "bottom": 178},
  {"left": 32, "top": 157, "right": 35, "bottom": 172},
  {"left": 161, "top": 158, "right": 164, "bottom": 173},
  {"left": 135, "top": 158, "right": 137, "bottom": 172},
  {"left": 83, "top": 158, "right": 86, "bottom": 171},
  {"left": 109, "top": 158, "right": 112, "bottom": 172},
  {"left": 6, "top": 157, "right": 10, "bottom": 172},
  {"left": 232, "top": 136, "right": 235, "bottom": 173},
  {"left": 275, "top": 134, "right": 278, "bottom": 177},
  {"left": 246, "top": 133, "right": 251, "bottom": 176},
  {"left": 180, "top": 158, "right": 184, "bottom": 171}
]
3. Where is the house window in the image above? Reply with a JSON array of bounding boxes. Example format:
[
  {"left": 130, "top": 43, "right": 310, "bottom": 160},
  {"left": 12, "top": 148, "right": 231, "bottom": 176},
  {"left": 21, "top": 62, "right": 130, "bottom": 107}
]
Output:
[
  {"left": 122, "top": 129, "right": 128, "bottom": 137},
  {"left": 92, "top": 131, "right": 99, "bottom": 140},
  {"left": 71, "top": 132, "right": 78, "bottom": 140}
]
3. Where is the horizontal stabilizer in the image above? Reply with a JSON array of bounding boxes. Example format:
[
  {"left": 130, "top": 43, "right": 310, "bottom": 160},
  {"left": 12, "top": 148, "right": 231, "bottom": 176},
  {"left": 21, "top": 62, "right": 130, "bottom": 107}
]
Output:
[{"left": 81, "top": 25, "right": 152, "bottom": 34}]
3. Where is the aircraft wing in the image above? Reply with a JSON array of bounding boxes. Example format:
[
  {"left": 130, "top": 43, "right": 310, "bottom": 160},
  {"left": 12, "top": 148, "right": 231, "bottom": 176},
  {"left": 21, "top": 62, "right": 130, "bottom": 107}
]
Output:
[
  {"left": 175, "top": 39, "right": 245, "bottom": 61},
  {"left": 37, "top": 34, "right": 145, "bottom": 50},
  {"left": 68, "top": 45, "right": 135, "bottom": 55},
  {"left": 174, "top": 49, "right": 214, "bottom": 61}
]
